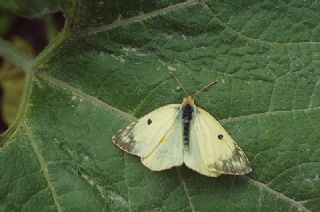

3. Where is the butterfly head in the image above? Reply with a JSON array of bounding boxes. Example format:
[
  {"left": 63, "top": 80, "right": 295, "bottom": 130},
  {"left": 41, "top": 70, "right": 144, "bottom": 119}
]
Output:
[{"left": 182, "top": 96, "right": 195, "bottom": 107}]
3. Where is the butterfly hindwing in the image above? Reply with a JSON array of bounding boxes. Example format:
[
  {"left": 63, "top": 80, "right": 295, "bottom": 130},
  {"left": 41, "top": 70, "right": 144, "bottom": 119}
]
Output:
[
  {"left": 141, "top": 116, "right": 184, "bottom": 171},
  {"left": 184, "top": 126, "right": 221, "bottom": 177},
  {"left": 189, "top": 107, "right": 251, "bottom": 175},
  {"left": 112, "top": 104, "right": 181, "bottom": 158}
]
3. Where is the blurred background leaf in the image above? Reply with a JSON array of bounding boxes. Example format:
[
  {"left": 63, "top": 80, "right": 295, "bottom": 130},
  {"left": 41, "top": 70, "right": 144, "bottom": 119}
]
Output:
[
  {"left": 0, "top": 0, "right": 62, "bottom": 18},
  {"left": 0, "top": 36, "right": 32, "bottom": 125},
  {"left": 0, "top": 1, "right": 64, "bottom": 132}
]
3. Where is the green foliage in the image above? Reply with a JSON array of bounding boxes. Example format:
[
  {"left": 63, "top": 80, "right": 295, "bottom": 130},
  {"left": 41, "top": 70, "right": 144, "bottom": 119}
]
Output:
[
  {"left": 0, "top": 37, "right": 32, "bottom": 125},
  {"left": 1, "top": 0, "right": 320, "bottom": 211},
  {"left": 0, "top": 0, "right": 62, "bottom": 18}
]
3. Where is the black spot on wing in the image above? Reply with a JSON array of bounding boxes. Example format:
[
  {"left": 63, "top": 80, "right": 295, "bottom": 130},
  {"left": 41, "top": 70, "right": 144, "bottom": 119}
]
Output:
[{"left": 147, "top": 119, "right": 152, "bottom": 125}]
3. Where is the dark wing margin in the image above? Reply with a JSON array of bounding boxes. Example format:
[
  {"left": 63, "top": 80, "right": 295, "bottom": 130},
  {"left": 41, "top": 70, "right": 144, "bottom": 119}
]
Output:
[
  {"left": 208, "top": 145, "right": 252, "bottom": 175},
  {"left": 112, "top": 121, "right": 138, "bottom": 154}
]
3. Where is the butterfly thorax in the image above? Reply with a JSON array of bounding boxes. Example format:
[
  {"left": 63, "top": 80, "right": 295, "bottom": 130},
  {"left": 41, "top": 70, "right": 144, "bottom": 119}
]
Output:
[{"left": 181, "top": 96, "right": 196, "bottom": 149}]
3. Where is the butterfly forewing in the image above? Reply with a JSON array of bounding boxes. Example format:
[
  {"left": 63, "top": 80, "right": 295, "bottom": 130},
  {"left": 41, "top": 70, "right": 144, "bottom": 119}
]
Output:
[
  {"left": 112, "top": 104, "right": 181, "bottom": 158},
  {"left": 141, "top": 116, "right": 184, "bottom": 171},
  {"left": 191, "top": 107, "right": 252, "bottom": 175}
]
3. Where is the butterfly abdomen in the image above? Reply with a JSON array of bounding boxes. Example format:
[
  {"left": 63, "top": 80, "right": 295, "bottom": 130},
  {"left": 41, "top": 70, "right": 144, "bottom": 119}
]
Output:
[{"left": 182, "top": 104, "right": 194, "bottom": 149}]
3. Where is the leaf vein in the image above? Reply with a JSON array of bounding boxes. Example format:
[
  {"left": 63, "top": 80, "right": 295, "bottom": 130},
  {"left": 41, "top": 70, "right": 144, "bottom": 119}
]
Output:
[
  {"left": 298, "top": 197, "right": 320, "bottom": 205},
  {"left": 201, "top": 2, "right": 320, "bottom": 46},
  {"left": 308, "top": 77, "right": 320, "bottom": 109},
  {"left": 176, "top": 168, "right": 196, "bottom": 212},
  {"left": 267, "top": 161, "right": 320, "bottom": 186},
  {"left": 37, "top": 72, "right": 136, "bottom": 121},
  {"left": 132, "top": 76, "right": 172, "bottom": 115},
  {"left": 23, "top": 123, "right": 63, "bottom": 212},
  {"left": 246, "top": 176, "right": 311, "bottom": 212},
  {"left": 77, "top": 0, "right": 201, "bottom": 37},
  {"left": 220, "top": 106, "right": 320, "bottom": 123},
  {"left": 124, "top": 154, "right": 132, "bottom": 212},
  {"left": 267, "top": 79, "right": 277, "bottom": 112}
]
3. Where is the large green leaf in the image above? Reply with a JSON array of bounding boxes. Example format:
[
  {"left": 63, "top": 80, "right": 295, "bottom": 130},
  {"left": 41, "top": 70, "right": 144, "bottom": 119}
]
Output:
[{"left": 1, "top": 0, "right": 320, "bottom": 211}]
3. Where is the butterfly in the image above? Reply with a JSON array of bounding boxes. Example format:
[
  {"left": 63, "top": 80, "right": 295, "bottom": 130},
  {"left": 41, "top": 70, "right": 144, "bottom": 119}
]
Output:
[{"left": 112, "top": 72, "right": 252, "bottom": 177}]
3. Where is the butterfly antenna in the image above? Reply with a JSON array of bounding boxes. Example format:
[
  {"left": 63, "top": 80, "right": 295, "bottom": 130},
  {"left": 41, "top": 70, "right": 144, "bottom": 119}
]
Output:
[
  {"left": 193, "top": 80, "right": 218, "bottom": 96},
  {"left": 170, "top": 71, "right": 189, "bottom": 96}
]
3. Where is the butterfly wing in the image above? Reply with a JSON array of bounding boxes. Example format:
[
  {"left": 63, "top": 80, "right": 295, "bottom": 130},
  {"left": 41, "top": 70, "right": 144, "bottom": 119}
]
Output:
[
  {"left": 185, "top": 107, "right": 251, "bottom": 176},
  {"left": 112, "top": 104, "right": 181, "bottom": 158},
  {"left": 141, "top": 116, "right": 184, "bottom": 171},
  {"left": 184, "top": 128, "right": 221, "bottom": 177}
]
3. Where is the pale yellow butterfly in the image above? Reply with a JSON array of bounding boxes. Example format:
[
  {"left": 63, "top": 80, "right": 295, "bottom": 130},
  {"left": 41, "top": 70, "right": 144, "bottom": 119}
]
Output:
[{"left": 112, "top": 72, "right": 252, "bottom": 177}]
